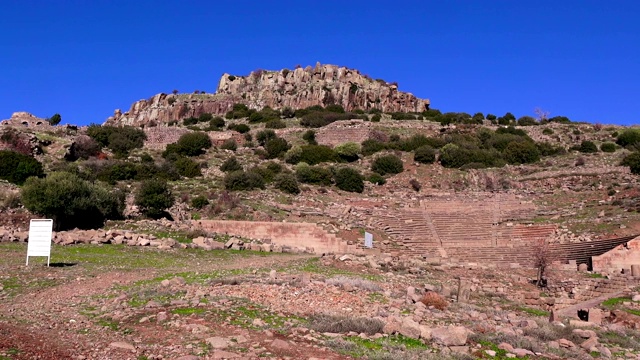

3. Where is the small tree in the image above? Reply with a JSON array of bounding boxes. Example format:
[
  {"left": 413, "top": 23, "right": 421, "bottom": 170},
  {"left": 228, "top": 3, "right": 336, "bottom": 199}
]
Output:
[
  {"left": 414, "top": 145, "right": 436, "bottom": 164},
  {"left": 274, "top": 173, "right": 300, "bottom": 194},
  {"left": 175, "top": 132, "right": 212, "bottom": 156},
  {"left": 264, "top": 137, "right": 290, "bottom": 159},
  {"left": 621, "top": 151, "right": 640, "bottom": 174},
  {"left": 0, "top": 150, "right": 45, "bottom": 185},
  {"left": 48, "top": 113, "right": 62, "bottom": 126},
  {"left": 578, "top": 140, "right": 598, "bottom": 153},
  {"left": 533, "top": 239, "right": 553, "bottom": 287},
  {"left": 135, "top": 179, "right": 175, "bottom": 219},
  {"left": 302, "top": 130, "right": 317, "bottom": 145},
  {"left": 220, "top": 156, "right": 242, "bottom": 172}
]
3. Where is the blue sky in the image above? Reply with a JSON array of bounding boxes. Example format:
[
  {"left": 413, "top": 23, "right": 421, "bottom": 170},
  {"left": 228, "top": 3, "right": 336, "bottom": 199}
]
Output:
[{"left": 1, "top": 0, "right": 639, "bottom": 126}]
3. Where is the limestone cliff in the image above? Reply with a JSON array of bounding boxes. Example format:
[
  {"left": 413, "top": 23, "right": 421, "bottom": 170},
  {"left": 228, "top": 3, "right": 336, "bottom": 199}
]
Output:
[{"left": 105, "top": 64, "right": 430, "bottom": 127}]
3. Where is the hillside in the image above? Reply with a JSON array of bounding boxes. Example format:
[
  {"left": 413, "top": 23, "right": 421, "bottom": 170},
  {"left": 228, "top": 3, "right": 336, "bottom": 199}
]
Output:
[{"left": 2, "top": 65, "right": 640, "bottom": 359}]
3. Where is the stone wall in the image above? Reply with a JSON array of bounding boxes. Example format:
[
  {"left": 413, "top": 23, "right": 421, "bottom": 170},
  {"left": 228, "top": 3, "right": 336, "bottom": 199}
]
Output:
[
  {"left": 315, "top": 120, "right": 373, "bottom": 147},
  {"left": 143, "top": 127, "right": 244, "bottom": 149},
  {"left": 592, "top": 237, "right": 640, "bottom": 274},
  {"left": 193, "top": 220, "right": 355, "bottom": 255}
]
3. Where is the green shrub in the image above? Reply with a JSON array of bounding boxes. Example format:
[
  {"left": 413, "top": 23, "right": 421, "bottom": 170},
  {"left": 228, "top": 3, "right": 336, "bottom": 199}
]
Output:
[
  {"left": 542, "top": 128, "right": 554, "bottom": 135},
  {"left": 0, "top": 150, "right": 45, "bottom": 185},
  {"left": 265, "top": 119, "right": 286, "bottom": 129},
  {"left": 295, "top": 163, "right": 333, "bottom": 185},
  {"left": 22, "top": 171, "right": 124, "bottom": 230},
  {"left": 284, "top": 146, "right": 302, "bottom": 164},
  {"left": 48, "top": 113, "right": 62, "bottom": 125},
  {"left": 496, "top": 126, "right": 527, "bottom": 137},
  {"left": 299, "top": 145, "right": 339, "bottom": 165},
  {"left": 371, "top": 154, "right": 403, "bottom": 176},
  {"left": 265, "top": 137, "right": 290, "bottom": 159},
  {"left": 220, "top": 138, "right": 237, "bottom": 151},
  {"left": 371, "top": 114, "right": 381, "bottom": 122},
  {"left": 256, "top": 129, "right": 277, "bottom": 146},
  {"left": 274, "top": 173, "right": 300, "bottom": 194},
  {"left": 65, "top": 136, "right": 102, "bottom": 161},
  {"left": 87, "top": 125, "right": 146, "bottom": 157},
  {"left": 368, "top": 173, "right": 386, "bottom": 185},
  {"left": 334, "top": 142, "right": 361, "bottom": 162},
  {"left": 361, "top": 139, "right": 387, "bottom": 156},
  {"left": 439, "top": 143, "right": 504, "bottom": 168},
  {"left": 191, "top": 196, "right": 209, "bottom": 209},
  {"left": 517, "top": 116, "right": 538, "bottom": 126},
  {"left": 209, "top": 116, "right": 225, "bottom": 129},
  {"left": 135, "top": 179, "right": 175, "bottom": 219},
  {"left": 96, "top": 161, "right": 138, "bottom": 183},
  {"left": 220, "top": 156, "right": 242, "bottom": 172},
  {"left": 578, "top": 140, "right": 598, "bottom": 153},
  {"left": 227, "top": 123, "right": 250, "bottom": 133},
  {"left": 504, "top": 141, "right": 540, "bottom": 164},
  {"left": 174, "top": 157, "right": 201, "bottom": 178},
  {"left": 302, "top": 130, "right": 317, "bottom": 145},
  {"left": 621, "top": 152, "right": 640, "bottom": 175},
  {"left": 616, "top": 129, "right": 640, "bottom": 148},
  {"left": 224, "top": 170, "right": 265, "bottom": 191},
  {"left": 176, "top": 132, "right": 212, "bottom": 156},
  {"left": 536, "top": 142, "right": 566, "bottom": 157},
  {"left": 600, "top": 142, "right": 616, "bottom": 153},
  {"left": 414, "top": 145, "right": 436, "bottom": 164},
  {"left": 334, "top": 167, "right": 364, "bottom": 193},
  {"left": 248, "top": 165, "right": 277, "bottom": 183}
]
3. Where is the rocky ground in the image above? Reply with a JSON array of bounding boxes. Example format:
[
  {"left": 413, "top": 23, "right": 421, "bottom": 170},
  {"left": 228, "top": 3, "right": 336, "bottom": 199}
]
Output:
[{"left": 2, "top": 242, "right": 640, "bottom": 360}]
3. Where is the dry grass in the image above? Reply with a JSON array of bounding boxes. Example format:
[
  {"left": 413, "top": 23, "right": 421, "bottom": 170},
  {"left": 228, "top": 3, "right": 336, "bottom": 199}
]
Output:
[
  {"left": 325, "top": 275, "right": 382, "bottom": 292},
  {"left": 308, "top": 314, "right": 384, "bottom": 335},
  {"left": 420, "top": 291, "right": 448, "bottom": 310},
  {"left": 0, "top": 188, "right": 20, "bottom": 210}
]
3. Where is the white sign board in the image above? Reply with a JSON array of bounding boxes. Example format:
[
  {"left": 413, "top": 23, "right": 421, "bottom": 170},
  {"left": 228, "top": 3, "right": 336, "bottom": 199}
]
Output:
[
  {"left": 364, "top": 232, "right": 373, "bottom": 248},
  {"left": 26, "top": 219, "right": 53, "bottom": 266}
]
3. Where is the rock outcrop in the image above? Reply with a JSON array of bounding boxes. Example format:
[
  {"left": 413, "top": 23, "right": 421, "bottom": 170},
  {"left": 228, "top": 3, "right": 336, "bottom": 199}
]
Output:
[{"left": 105, "top": 63, "right": 430, "bottom": 127}]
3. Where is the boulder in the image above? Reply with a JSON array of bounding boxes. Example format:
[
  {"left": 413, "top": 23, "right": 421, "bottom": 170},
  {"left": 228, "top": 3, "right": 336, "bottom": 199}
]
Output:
[
  {"left": 399, "top": 317, "right": 421, "bottom": 339},
  {"left": 431, "top": 326, "right": 468, "bottom": 346}
]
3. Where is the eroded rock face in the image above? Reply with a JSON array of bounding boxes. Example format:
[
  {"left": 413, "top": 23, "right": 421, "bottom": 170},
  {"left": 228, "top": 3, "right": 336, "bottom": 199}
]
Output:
[{"left": 105, "top": 63, "right": 430, "bottom": 127}]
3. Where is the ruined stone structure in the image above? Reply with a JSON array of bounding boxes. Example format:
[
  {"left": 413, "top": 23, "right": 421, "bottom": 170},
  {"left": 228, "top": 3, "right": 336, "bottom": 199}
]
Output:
[
  {"left": 592, "top": 237, "right": 640, "bottom": 275},
  {"left": 0, "top": 112, "right": 51, "bottom": 128},
  {"left": 194, "top": 220, "right": 356, "bottom": 255},
  {"left": 142, "top": 127, "right": 244, "bottom": 150},
  {"left": 105, "top": 64, "right": 430, "bottom": 127}
]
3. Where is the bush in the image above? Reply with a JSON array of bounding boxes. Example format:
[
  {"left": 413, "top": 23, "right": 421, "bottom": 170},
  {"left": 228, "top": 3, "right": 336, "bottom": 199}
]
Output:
[
  {"left": 220, "top": 138, "right": 237, "bottom": 151},
  {"left": 227, "top": 123, "right": 250, "bottom": 133},
  {"left": 420, "top": 292, "right": 448, "bottom": 310},
  {"left": 22, "top": 171, "right": 124, "bottom": 230},
  {"left": 504, "top": 141, "right": 540, "bottom": 164},
  {"left": 297, "top": 145, "right": 339, "bottom": 165},
  {"left": 0, "top": 150, "right": 45, "bottom": 185},
  {"left": 135, "top": 179, "right": 175, "bottom": 219},
  {"left": 274, "top": 173, "right": 300, "bottom": 194},
  {"left": 334, "top": 167, "right": 364, "bottom": 193},
  {"left": 66, "top": 136, "right": 102, "bottom": 161},
  {"left": 220, "top": 156, "right": 242, "bottom": 172},
  {"left": 264, "top": 137, "right": 290, "bottom": 159},
  {"left": 371, "top": 114, "right": 381, "bottom": 122},
  {"left": 536, "top": 142, "right": 566, "bottom": 157},
  {"left": 334, "top": 142, "right": 361, "bottom": 162},
  {"left": 439, "top": 143, "right": 504, "bottom": 168},
  {"left": 295, "top": 164, "right": 333, "bottom": 185},
  {"left": 616, "top": 129, "right": 640, "bottom": 148},
  {"left": 621, "top": 152, "right": 640, "bottom": 174},
  {"left": 87, "top": 125, "right": 146, "bottom": 157},
  {"left": 601, "top": 142, "right": 616, "bottom": 153},
  {"left": 256, "top": 129, "right": 277, "bottom": 146},
  {"left": 361, "top": 139, "right": 387, "bottom": 156},
  {"left": 284, "top": 146, "right": 302, "bottom": 164},
  {"left": 413, "top": 145, "right": 436, "bottom": 164},
  {"left": 209, "top": 116, "right": 225, "bottom": 129},
  {"left": 542, "top": 128, "right": 554, "bottom": 135},
  {"left": 265, "top": 119, "right": 286, "bottom": 129},
  {"left": 191, "top": 196, "right": 209, "bottom": 209},
  {"left": 174, "top": 157, "right": 201, "bottom": 178},
  {"left": 302, "top": 130, "right": 317, "bottom": 145},
  {"left": 224, "top": 170, "right": 265, "bottom": 191},
  {"left": 368, "top": 173, "right": 386, "bottom": 185},
  {"left": 578, "top": 140, "right": 598, "bottom": 153},
  {"left": 176, "top": 132, "right": 212, "bottom": 156},
  {"left": 371, "top": 154, "right": 403, "bottom": 176},
  {"left": 517, "top": 116, "right": 538, "bottom": 126}
]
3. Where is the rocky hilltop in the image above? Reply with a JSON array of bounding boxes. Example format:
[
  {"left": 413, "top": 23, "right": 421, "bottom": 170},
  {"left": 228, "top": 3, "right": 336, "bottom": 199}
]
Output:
[{"left": 105, "top": 63, "right": 430, "bottom": 127}]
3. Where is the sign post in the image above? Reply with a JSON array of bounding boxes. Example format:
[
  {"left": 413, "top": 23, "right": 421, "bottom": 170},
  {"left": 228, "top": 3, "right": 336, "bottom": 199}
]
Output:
[
  {"left": 364, "top": 231, "right": 373, "bottom": 248},
  {"left": 26, "top": 219, "right": 53, "bottom": 266}
]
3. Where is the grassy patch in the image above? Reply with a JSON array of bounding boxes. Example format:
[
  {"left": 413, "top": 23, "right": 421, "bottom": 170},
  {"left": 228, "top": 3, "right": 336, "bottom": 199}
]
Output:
[
  {"left": 602, "top": 297, "right": 635, "bottom": 308},
  {"left": 587, "top": 273, "right": 606, "bottom": 278},
  {"left": 326, "top": 334, "right": 431, "bottom": 359},
  {"left": 283, "top": 257, "right": 382, "bottom": 281},
  {"left": 171, "top": 307, "right": 205, "bottom": 315},
  {"left": 517, "top": 306, "right": 550, "bottom": 317}
]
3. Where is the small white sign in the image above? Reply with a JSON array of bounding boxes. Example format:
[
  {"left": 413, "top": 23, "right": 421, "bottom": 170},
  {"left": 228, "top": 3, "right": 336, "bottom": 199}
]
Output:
[
  {"left": 26, "top": 219, "right": 53, "bottom": 266},
  {"left": 364, "top": 232, "right": 373, "bottom": 248}
]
